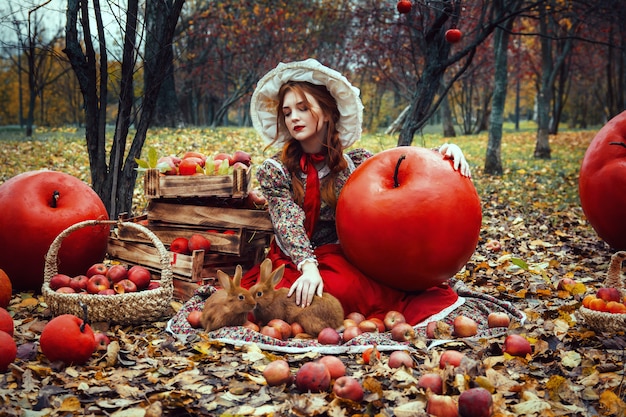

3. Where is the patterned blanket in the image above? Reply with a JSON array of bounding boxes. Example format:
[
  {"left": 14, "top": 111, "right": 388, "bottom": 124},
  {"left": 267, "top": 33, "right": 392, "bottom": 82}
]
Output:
[{"left": 166, "top": 279, "right": 526, "bottom": 353}]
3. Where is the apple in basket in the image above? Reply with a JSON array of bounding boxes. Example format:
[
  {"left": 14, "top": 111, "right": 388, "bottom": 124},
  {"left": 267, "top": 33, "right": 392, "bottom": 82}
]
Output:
[{"left": 127, "top": 265, "right": 151, "bottom": 290}]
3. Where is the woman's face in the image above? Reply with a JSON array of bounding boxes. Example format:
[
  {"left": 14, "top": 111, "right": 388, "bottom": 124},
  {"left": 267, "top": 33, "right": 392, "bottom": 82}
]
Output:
[{"left": 282, "top": 90, "right": 328, "bottom": 153}]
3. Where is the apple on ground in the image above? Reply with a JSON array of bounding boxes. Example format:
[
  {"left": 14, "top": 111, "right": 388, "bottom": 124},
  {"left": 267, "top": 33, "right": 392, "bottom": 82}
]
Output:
[
  {"left": 369, "top": 317, "right": 386, "bottom": 333},
  {"left": 317, "top": 327, "right": 342, "bottom": 345},
  {"left": 0, "top": 307, "right": 15, "bottom": 336},
  {"left": 343, "top": 319, "right": 357, "bottom": 328},
  {"left": 69, "top": 275, "right": 89, "bottom": 292},
  {"left": 187, "top": 310, "right": 203, "bottom": 328},
  {"left": 391, "top": 322, "right": 416, "bottom": 342},
  {"left": 358, "top": 319, "right": 379, "bottom": 333},
  {"left": 290, "top": 322, "right": 305, "bottom": 336},
  {"left": 453, "top": 315, "right": 478, "bottom": 337},
  {"left": 295, "top": 361, "right": 331, "bottom": 393},
  {"left": 49, "top": 273, "right": 72, "bottom": 290},
  {"left": 261, "top": 325, "right": 282, "bottom": 340},
  {"left": 106, "top": 264, "right": 128, "bottom": 283},
  {"left": 263, "top": 359, "right": 293, "bottom": 386},
  {"left": 427, "top": 393, "right": 459, "bottom": 417},
  {"left": 333, "top": 376, "right": 364, "bottom": 402},
  {"left": 268, "top": 318, "right": 292, "bottom": 340},
  {"left": 317, "top": 355, "right": 346, "bottom": 379},
  {"left": 556, "top": 277, "right": 576, "bottom": 291},
  {"left": 485, "top": 239, "right": 502, "bottom": 252},
  {"left": 127, "top": 265, "right": 151, "bottom": 290},
  {"left": 418, "top": 372, "right": 443, "bottom": 395},
  {"left": 487, "top": 312, "right": 510, "bottom": 328},
  {"left": 86, "top": 263, "right": 108, "bottom": 278},
  {"left": 503, "top": 334, "right": 532, "bottom": 357},
  {"left": 426, "top": 320, "right": 452, "bottom": 339},
  {"left": 342, "top": 326, "right": 363, "bottom": 342},
  {"left": 243, "top": 320, "right": 260, "bottom": 332},
  {"left": 458, "top": 387, "right": 493, "bottom": 417},
  {"left": 0, "top": 331, "right": 17, "bottom": 372},
  {"left": 94, "top": 332, "right": 111, "bottom": 351},
  {"left": 439, "top": 350, "right": 465, "bottom": 369},
  {"left": 388, "top": 350, "right": 415, "bottom": 369},
  {"left": 87, "top": 274, "right": 110, "bottom": 294},
  {"left": 114, "top": 279, "right": 137, "bottom": 294},
  {"left": 384, "top": 310, "right": 407, "bottom": 331},
  {"left": 346, "top": 311, "right": 366, "bottom": 324},
  {"left": 362, "top": 346, "right": 381, "bottom": 365},
  {"left": 40, "top": 314, "right": 97, "bottom": 365}
]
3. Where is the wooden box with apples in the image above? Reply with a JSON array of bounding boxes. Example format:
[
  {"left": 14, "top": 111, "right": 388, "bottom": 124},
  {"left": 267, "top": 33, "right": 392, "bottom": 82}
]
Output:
[{"left": 143, "top": 167, "right": 252, "bottom": 199}]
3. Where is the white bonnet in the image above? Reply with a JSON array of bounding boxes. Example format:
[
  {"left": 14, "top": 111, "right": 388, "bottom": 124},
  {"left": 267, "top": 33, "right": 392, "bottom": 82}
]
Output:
[{"left": 250, "top": 58, "right": 363, "bottom": 148}]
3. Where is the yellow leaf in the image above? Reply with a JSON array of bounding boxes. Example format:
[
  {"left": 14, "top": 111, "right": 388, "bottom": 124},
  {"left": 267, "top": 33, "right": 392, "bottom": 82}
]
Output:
[
  {"left": 599, "top": 390, "right": 626, "bottom": 415},
  {"left": 59, "top": 396, "right": 81, "bottom": 412}
]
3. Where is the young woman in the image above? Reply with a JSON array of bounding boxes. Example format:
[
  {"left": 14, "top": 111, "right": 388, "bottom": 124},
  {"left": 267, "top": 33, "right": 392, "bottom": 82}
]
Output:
[{"left": 242, "top": 59, "right": 472, "bottom": 325}]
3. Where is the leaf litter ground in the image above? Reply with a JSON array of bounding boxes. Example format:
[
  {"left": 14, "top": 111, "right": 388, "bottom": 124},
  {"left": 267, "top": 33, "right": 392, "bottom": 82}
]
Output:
[{"left": 1, "top": 128, "right": 625, "bottom": 416}]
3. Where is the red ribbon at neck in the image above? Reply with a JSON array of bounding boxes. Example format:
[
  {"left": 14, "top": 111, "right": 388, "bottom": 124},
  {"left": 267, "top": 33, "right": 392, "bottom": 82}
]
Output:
[{"left": 299, "top": 152, "right": 325, "bottom": 238}]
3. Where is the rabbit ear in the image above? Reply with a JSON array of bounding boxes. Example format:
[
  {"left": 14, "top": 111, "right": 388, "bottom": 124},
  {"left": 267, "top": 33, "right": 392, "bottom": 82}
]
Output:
[
  {"left": 259, "top": 259, "right": 273, "bottom": 284},
  {"left": 216, "top": 270, "right": 233, "bottom": 292},
  {"left": 232, "top": 265, "right": 243, "bottom": 287},
  {"left": 269, "top": 264, "right": 285, "bottom": 288}
]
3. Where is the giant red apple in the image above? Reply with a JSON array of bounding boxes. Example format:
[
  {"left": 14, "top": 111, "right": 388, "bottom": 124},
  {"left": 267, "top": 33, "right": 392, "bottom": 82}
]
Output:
[
  {"left": 579, "top": 110, "right": 626, "bottom": 250},
  {"left": 40, "top": 314, "right": 97, "bottom": 365},
  {"left": 0, "top": 171, "right": 109, "bottom": 291},
  {"left": 336, "top": 147, "right": 482, "bottom": 291}
]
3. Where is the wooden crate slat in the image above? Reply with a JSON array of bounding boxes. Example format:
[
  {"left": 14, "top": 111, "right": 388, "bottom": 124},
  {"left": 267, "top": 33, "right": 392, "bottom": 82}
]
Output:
[
  {"left": 147, "top": 201, "right": 273, "bottom": 232},
  {"left": 144, "top": 168, "right": 251, "bottom": 199}
]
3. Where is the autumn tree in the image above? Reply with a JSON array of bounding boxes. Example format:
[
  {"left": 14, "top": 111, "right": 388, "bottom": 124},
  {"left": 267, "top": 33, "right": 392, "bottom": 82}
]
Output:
[{"left": 64, "top": 0, "right": 184, "bottom": 217}]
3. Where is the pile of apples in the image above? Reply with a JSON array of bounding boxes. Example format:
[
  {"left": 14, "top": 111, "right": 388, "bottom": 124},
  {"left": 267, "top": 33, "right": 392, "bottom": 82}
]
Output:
[
  {"left": 169, "top": 234, "right": 212, "bottom": 255},
  {"left": 582, "top": 286, "right": 626, "bottom": 314},
  {"left": 49, "top": 262, "right": 158, "bottom": 295},
  {"left": 0, "top": 307, "right": 17, "bottom": 373},
  {"left": 157, "top": 150, "right": 251, "bottom": 176}
]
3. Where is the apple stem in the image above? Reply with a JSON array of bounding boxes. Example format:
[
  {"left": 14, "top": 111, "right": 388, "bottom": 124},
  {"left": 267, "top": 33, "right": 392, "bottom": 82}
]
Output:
[
  {"left": 393, "top": 154, "right": 407, "bottom": 188},
  {"left": 79, "top": 301, "right": 89, "bottom": 333},
  {"left": 51, "top": 190, "right": 60, "bottom": 208},
  {"left": 609, "top": 142, "right": 626, "bottom": 148}
]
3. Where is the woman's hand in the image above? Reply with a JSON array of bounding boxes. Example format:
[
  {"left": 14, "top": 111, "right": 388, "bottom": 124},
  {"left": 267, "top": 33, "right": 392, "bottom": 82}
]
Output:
[
  {"left": 287, "top": 261, "right": 323, "bottom": 307},
  {"left": 439, "top": 143, "right": 472, "bottom": 178}
]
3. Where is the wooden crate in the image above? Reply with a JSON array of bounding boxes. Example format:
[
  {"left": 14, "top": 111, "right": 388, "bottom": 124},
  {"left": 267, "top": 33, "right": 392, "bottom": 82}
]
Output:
[{"left": 144, "top": 167, "right": 251, "bottom": 199}]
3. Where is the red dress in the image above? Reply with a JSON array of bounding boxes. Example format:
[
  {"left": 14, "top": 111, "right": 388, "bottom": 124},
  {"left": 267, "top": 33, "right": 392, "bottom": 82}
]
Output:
[{"left": 241, "top": 149, "right": 459, "bottom": 326}]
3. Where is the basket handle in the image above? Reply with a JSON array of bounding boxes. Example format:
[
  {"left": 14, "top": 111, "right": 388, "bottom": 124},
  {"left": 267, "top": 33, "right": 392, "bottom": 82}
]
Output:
[
  {"left": 605, "top": 251, "right": 626, "bottom": 290},
  {"left": 43, "top": 219, "right": 173, "bottom": 289}
]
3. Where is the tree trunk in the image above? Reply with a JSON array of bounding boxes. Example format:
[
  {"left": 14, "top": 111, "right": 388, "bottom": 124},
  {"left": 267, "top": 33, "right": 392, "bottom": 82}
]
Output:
[
  {"left": 441, "top": 90, "right": 456, "bottom": 138},
  {"left": 485, "top": 8, "right": 515, "bottom": 176}
]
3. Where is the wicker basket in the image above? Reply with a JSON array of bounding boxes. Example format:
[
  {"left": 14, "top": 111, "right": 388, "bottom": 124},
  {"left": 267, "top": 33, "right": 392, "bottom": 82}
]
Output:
[
  {"left": 578, "top": 251, "right": 626, "bottom": 333},
  {"left": 43, "top": 220, "right": 174, "bottom": 325}
]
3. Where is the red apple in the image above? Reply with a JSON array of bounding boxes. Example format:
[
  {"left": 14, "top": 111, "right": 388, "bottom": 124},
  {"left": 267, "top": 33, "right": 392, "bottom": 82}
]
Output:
[
  {"left": 388, "top": 350, "right": 415, "bottom": 369},
  {"left": 336, "top": 147, "right": 481, "bottom": 291},
  {"left": 358, "top": 319, "right": 379, "bottom": 333},
  {"left": 268, "top": 318, "right": 292, "bottom": 340},
  {"left": 157, "top": 156, "right": 178, "bottom": 175},
  {"left": 342, "top": 326, "right": 363, "bottom": 342},
  {"left": 56, "top": 287, "right": 76, "bottom": 294},
  {"left": 263, "top": 359, "right": 293, "bottom": 386},
  {"left": 98, "top": 289, "right": 116, "bottom": 295},
  {"left": 369, "top": 317, "right": 386, "bottom": 333},
  {"left": 187, "top": 310, "right": 203, "bottom": 328},
  {"left": 0, "top": 170, "right": 110, "bottom": 292},
  {"left": 86, "top": 274, "right": 110, "bottom": 294},
  {"left": 453, "top": 315, "right": 478, "bottom": 338},
  {"left": 243, "top": 320, "right": 260, "bottom": 332},
  {"left": 445, "top": 28, "right": 462, "bottom": 43},
  {"left": 485, "top": 239, "right": 502, "bottom": 252},
  {"left": 596, "top": 287, "right": 622, "bottom": 303},
  {"left": 127, "top": 265, "right": 151, "bottom": 290},
  {"left": 333, "top": 376, "right": 364, "bottom": 402},
  {"left": 318, "top": 327, "right": 342, "bottom": 345},
  {"left": 487, "top": 312, "right": 510, "bottom": 329},
  {"left": 391, "top": 322, "right": 416, "bottom": 342},
  {"left": 170, "top": 237, "right": 190, "bottom": 255},
  {"left": 40, "top": 314, "right": 97, "bottom": 365},
  {"left": 244, "top": 189, "right": 268, "bottom": 209},
  {"left": 213, "top": 152, "right": 233, "bottom": 165},
  {"left": 346, "top": 311, "right": 366, "bottom": 324},
  {"left": 94, "top": 332, "right": 111, "bottom": 351},
  {"left": 232, "top": 162, "right": 249, "bottom": 171},
  {"left": 86, "top": 263, "right": 108, "bottom": 278},
  {"left": 439, "top": 350, "right": 464, "bottom": 369},
  {"left": 396, "top": 0, "right": 412, "bottom": 14},
  {"left": 106, "top": 264, "right": 128, "bottom": 283},
  {"left": 182, "top": 151, "right": 207, "bottom": 165},
  {"left": 232, "top": 150, "right": 252, "bottom": 166},
  {"left": 318, "top": 355, "right": 346, "bottom": 379},
  {"left": 290, "top": 322, "right": 305, "bottom": 336},
  {"left": 384, "top": 310, "right": 406, "bottom": 330},
  {"left": 147, "top": 281, "right": 161, "bottom": 291},
  {"left": 427, "top": 393, "right": 459, "bottom": 417},
  {"left": 418, "top": 372, "right": 443, "bottom": 395},
  {"left": 295, "top": 361, "right": 331, "bottom": 393},
  {"left": 458, "top": 387, "right": 493, "bottom": 417},
  {"left": 49, "top": 273, "right": 72, "bottom": 290},
  {"left": 0, "top": 331, "right": 17, "bottom": 372},
  {"left": 426, "top": 320, "right": 452, "bottom": 339},
  {"left": 261, "top": 325, "right": 282, "bottom": 339},
  {"left": 178, "top": 158, "right": 202, "bottom": 175},
  {"left": 362, "top": 347, "right": 381, "bottom": 365},
  {"left": 69, "top": 275, "right": 89, "bottom": 292},
  {"left": 503, "top": 334, "right": 532, "bottom": 357},
  {"left": 188, "top": 234, "right": 211, "bottom": 253},
  {"left": 114, "top": 279, "right": 137, "bottom": 294},
  {"left": 556, "top": 277, "right": 576, "bottom": 291},
  {"left": 0, "top": 307, "right": 14, "bottom": 336}
]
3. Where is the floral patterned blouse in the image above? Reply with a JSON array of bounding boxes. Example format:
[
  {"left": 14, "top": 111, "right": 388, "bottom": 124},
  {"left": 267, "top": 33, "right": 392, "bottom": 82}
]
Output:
[{"left": 257, "top": 148, "right": 373, "bottom": 268}]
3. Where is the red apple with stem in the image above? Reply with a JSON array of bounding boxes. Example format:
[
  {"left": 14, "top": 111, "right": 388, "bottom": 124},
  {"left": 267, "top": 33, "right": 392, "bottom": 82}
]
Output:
[
  {"left": 114, "top": 279, "right": 137, "bottom": 294},
  {"left": 391, "top": 322, "right": 416, "bottom": 342},
  {"left": 384, "top": 310, "right": 406, "bottom": 330},
  {"left": 69, "top": 275, "right": 89, "bottom": 292},
  {"left": 86, "top": 275, "right": 110, "bottom": 294},
  {"left": 86, "top": 263, "right": 108, "bottom": 278},
  {"left": 336, "top": 147, "right": 481, "bottom": 291},
  {"left": 388, "top": 350, "right": 415, "bottom": 369},
  {"left": 127, "top": 265, "right": 151, "bottom": 290},
  {"left": 445, "top": 28, "right": 462, "bottom": 43},
  {"left": 106, "top": 264, "right": 128, "bottom": 283},
  {"left": 40, "top": 311, "right": 97, "bottom": 365},
  {"left": 333, "top": 376, "right": 364, "bottom": 402}
]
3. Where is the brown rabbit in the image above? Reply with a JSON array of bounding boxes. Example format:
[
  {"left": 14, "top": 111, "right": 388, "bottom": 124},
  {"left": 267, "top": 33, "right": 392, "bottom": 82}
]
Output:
[
  {"left": 249, "top": 259, "right": 344, "bottom": 337},
  {"left": 200, "top": 265, "right": 256, "bottom": 332}
]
